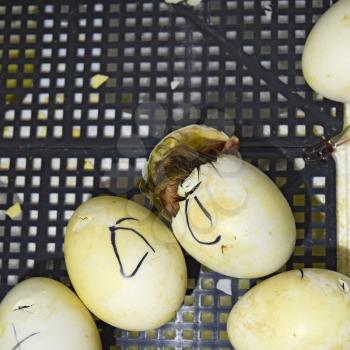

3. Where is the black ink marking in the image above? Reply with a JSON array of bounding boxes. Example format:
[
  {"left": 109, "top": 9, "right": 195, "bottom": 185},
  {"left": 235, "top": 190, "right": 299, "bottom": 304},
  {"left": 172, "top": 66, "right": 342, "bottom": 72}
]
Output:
[
  {"left": 221, "top": 245, "right": 227, "bottom": 254},
  {"left": 337, "top": 279, "right": 349, "bottom": 293},
  {"left": 79, "top": 216, "right": 88, "bottom": 220},
  {"left": 109, "top": 217, "right": 155, "bottom": 278},
  {"left": 194, "top": 196, "right": 212, "bottom": 224},
  {"left": 12, "top": 324, "right": 19, "bottom": 350},
  {"left": 14, "top": 304, "right": 34, "bottom": 312},
  {"left": 177, "top": 195, "right": 186, "bottom": 202},
  {"left": 112, "top": 227, "right": 155, "bottom": 252},
  {"left": 209, "top": 161, "right": 221, "bottom": 175},
  {"left": 184, "top": 182, "right": 202, "bottom": 197},
  {"left": 185, "top": 199, "right": 221, "bottom": 245},
  {"left": 115, "top": 217, "right": 138, "bottom": 226},
  {"left": 12, "top": 323, "right": 40, "bottom": 350},
  {"left": 299, "top": 269, "right": 304, "bottom": 279}
]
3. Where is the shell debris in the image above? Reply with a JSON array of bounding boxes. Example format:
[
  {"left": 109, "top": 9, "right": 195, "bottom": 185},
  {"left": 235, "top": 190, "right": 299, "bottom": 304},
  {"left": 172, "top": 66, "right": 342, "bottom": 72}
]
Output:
[
  {"left": 91, "top": 74, "right": 109, "bottom": 89},
  {"left": 6, "top": 202, "right": 22, "bottom": 219}
]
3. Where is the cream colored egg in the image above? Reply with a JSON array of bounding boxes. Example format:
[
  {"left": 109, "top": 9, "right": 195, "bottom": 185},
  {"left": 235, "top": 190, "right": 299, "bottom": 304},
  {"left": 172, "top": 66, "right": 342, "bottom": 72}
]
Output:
[
  {"left": 172, "top": 155, "right": 296, "bottom": 278},
  {"left": 0, "top": 277, "right": 101, "bottom": 350},
  {"left": 227, "top": 269, "right": 350, "bottom": 350},
  {"left": 64, "top": 196, "right": 187, "bottom": 331},
  {"left": 302, "top": 0, "right": 350, "bottom": 103}
]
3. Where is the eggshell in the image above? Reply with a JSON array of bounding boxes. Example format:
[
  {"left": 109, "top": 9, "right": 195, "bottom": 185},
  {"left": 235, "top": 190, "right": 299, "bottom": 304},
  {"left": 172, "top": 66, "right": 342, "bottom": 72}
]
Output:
[
  {"left": 302, "top": 0, "right": 350, "bottom": 103},
  {"left": 64, "top": 196, "right": 187, "bottom": 331},
  {"left": 0, "top": 277, "right": 102, "bottom": 350},
  {"left": 172, "top": 155, "right": 296, "bottom": 278},
  {"left": 227, "top": 269, "right": 350, "bottom": 350}
]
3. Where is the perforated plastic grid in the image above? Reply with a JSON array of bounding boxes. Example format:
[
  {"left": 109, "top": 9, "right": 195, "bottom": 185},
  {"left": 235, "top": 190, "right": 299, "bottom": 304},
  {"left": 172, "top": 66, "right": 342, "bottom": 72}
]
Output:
[
  {"left": 0, "top": 148, "right": 337, "bottom": 349},
  {"left": 0, "top": 0, "right": 343, "bottom": 148},
  {"left": 0, "top": 0, "right": 340, "bottom": 349}
]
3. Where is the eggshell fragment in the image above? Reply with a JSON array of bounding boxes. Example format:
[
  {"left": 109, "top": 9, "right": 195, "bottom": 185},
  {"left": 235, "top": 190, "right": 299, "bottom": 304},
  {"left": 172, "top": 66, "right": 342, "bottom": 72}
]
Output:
[
  {"left": 5, "top": 202, "right": 22, "bottom": 219},
  {"left": 90, "top": 74, "right": 109, "bottom": 89}
]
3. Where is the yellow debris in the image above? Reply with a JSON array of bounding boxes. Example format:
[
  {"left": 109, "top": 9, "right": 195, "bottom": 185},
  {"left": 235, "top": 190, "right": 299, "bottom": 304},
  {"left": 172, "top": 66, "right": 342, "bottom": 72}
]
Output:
[
  {"left": 56, "top": 94, "right": 65, "bottom": 103},
  {"left": 90, "top": 74, "right": 109, "bottom": 89},
  {"left": 72, "top": 127, "right": 81, "bottom": 138},
  {"left": 89, "top": 93, "right": 99, "bottom": 104},
  {"left": 6, "top": 202, "right": 22, "bottom": 219},
  {"left": 3, "top": 126, "right": 12, "bottom": 138},
  {"left": 41, "top": 96, "right": 49, "bottom": 104},
  {"left": 37, "top": 126, "right": 47, "bottom": 138},
  {"left": 38, "top": 111, "right": 48, "bottom": 120},
  {"left": 84, "top": 159, "right": 94, "bottom": 170}
]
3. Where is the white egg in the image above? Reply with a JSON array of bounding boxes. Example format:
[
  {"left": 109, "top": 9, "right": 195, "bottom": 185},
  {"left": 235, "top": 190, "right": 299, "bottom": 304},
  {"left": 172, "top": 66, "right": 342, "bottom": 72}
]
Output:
[
  {"left": 0, "top": 277, "right": 101, "bottom": 350},
  {"left": 227, "top": 269, "right": 350, "bottom": 350},
  {"left": 302, "top": 0, "right": 350, "bottom": 103},
  {"left": 172, "top": 155, "right": 296, "bottom": 278},
  {"left": 64, "top": 196, "right": 187, "bottom": 331}
]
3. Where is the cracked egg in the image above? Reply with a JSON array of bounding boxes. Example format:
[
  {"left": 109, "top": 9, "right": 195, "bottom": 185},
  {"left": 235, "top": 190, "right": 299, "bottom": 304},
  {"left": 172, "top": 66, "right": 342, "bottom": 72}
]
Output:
[
  {"left": 0, "top": 277, "right": 101, "bottom": 350},
  {"left": 140, "top": 125, "right": 296, "bottom": 278}
]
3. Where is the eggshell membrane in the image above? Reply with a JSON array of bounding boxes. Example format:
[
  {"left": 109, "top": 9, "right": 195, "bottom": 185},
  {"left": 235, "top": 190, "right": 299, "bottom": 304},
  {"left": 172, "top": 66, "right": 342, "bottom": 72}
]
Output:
[
  {"left": 302, "top": 0, "right": 350, "bottom": 103},
  {"left": 0, "top": 277, "right": 102, "bottom": 350},
  {"left": 172, "top": 155, "right": 296, "bottom": 278},
  {"left": 227, "top": 269, "right": 350, "bottom": 350},
  {"left": 64, "top": 196, "right": 187, "bottom": 331}
]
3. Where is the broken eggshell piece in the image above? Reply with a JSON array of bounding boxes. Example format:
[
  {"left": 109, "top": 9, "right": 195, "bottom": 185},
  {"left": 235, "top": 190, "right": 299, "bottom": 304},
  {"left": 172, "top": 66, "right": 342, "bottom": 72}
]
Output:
[
  {"left": 140, "top": 125, "right": 296, "bottom": 278},
  {"left": 0, "top": 277, "right": 102, "bottom": 350},
  {"left": 227, "top": 269, "right": 350, "bottom": 350}
]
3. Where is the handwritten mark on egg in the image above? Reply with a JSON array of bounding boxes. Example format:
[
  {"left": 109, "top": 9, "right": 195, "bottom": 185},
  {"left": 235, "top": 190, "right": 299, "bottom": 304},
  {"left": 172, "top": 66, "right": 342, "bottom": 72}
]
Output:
[
  {"left": 338, "top": 279, "right": 350, "bottom": 293},
  {"left": 109, "top": 217, "right": 156, "bottom": 278},
  {"left": 221, "top": 245, "right": 228, "bottom": 254},
  {"left": 11, "top": 323, "right": 40, "bottom": 350},
  {"left": 72, "top": 216, "right": 92, "bottom": 234},
  {"left": 184, "top": 182, "right": 221, "bottom": 246}
]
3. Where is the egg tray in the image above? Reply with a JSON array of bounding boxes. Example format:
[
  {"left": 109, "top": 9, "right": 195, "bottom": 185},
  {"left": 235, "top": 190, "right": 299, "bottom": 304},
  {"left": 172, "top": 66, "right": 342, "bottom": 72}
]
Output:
[{"left": 0, "top": 0, "right": 342, "bottom": 349}]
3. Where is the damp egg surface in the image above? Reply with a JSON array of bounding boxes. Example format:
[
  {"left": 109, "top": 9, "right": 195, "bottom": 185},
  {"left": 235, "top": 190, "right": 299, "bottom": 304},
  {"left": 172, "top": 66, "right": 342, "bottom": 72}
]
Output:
[
  {"left": 172, "top": 155, "right": 296, "bottom": 278},
  {"left": 0, "top": 277, "right": 102, "bottom": 350},
  {"left": 64, "top": 196, "right": 187, "bottom": 331},
  {"left": 227, "top": 269, "right": 350, "bottom": 350}
]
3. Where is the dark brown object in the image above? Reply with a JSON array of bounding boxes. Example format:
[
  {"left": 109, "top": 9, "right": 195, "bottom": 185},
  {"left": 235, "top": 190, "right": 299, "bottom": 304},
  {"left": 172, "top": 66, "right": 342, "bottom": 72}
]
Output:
[{"left": 140, "top": 137, "right": 239, "bottom": 220}]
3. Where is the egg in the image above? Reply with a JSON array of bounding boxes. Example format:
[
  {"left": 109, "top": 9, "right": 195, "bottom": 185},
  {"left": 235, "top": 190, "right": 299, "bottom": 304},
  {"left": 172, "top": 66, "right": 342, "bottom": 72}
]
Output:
[
  {"left": 0, "top": 277, "right": 102, "bottom": 350},
  {"left": 140, "top": 125, "right": 296, "bottom": 278},
  {"left": 172, "top": 154, "right": 296, "bottom": 278},
  {"left": 302, "top": 0, "right": 350, "bottom": 103},
  {"left": 227, "top": 269, "right": 350, "bottom": 350},
  {"left": 64, "top": 196, "right": 187, "bottom": 331}
]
